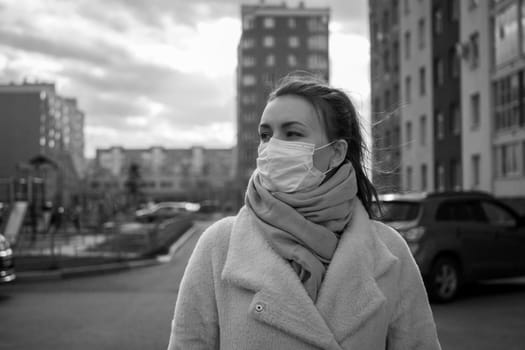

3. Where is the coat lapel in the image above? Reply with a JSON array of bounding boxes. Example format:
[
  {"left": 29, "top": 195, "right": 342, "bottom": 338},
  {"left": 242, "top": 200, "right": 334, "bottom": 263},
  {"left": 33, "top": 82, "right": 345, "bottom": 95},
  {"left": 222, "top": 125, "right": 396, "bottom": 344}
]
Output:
[
  {"left": 222, "top": 207, "right": 342, "bottom": 350},
  {"left": 315, "top": 201, "right": 399, "bottom": 343},
  {"left": 221, "top": 203, "right": 398, "bottom": 348}
]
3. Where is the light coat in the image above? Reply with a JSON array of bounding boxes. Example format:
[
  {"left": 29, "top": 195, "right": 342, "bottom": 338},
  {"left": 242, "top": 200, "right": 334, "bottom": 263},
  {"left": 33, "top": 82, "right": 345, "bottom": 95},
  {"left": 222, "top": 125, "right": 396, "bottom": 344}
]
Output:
[{"left": 168, "top": 201, "right": 441, "bottom": 349}]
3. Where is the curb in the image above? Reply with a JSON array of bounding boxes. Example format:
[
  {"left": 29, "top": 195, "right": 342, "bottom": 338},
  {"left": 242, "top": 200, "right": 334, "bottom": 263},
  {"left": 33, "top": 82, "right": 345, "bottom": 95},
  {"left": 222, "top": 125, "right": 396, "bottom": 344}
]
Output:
[{"left": 15, "top": 258, "right": 161, "bottom": 282}]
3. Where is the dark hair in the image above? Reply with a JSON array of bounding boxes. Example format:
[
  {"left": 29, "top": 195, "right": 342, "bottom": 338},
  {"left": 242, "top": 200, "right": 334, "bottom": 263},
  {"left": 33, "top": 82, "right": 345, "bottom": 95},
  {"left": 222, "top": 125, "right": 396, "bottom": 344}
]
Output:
[{"left": 268, "top": 73, "right": 379, "bottom": 218}]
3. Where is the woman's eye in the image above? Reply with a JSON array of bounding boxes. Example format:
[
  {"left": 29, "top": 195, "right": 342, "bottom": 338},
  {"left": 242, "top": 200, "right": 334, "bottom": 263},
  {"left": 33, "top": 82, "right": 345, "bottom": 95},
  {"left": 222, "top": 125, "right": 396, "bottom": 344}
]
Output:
[
  {"left": 259, "top": 132, "right": 270, "bottom": 141},
  {"left": 286, "top": 131, "right": 303, "bottom": 138}
]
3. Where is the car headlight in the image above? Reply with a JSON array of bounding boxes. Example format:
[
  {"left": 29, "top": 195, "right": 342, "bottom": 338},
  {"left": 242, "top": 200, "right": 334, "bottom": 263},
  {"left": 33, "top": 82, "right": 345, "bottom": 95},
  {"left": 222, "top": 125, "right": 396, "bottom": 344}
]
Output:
[{"left": 400, "top": 226, "right": 426, "bottom": 242}]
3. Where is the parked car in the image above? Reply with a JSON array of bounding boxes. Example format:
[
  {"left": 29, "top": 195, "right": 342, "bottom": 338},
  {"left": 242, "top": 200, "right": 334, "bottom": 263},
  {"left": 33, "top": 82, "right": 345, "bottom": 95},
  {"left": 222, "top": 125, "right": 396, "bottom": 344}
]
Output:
[
  {"left": 0, "top": 233, "right": 15, "bottom": 283},
  {"left": 135, "top": 202, "right": 199, "bottom": 223},
  {"left": 374, "top": 191, "right": 525, "bottom": 302}
]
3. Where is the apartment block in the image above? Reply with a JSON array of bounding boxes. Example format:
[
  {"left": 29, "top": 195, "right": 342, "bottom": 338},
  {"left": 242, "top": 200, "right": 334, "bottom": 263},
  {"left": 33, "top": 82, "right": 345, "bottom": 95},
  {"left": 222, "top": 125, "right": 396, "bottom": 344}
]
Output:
[{"left": 236, "top": 1, "right": 330, "bottom": 193}]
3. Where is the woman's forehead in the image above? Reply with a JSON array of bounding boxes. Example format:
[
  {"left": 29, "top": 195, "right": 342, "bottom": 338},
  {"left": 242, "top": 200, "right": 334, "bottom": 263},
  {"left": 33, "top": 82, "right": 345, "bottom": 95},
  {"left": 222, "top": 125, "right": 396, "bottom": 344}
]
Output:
[{"left": 260, "top": 95, "right": 322, "bottom": 128}]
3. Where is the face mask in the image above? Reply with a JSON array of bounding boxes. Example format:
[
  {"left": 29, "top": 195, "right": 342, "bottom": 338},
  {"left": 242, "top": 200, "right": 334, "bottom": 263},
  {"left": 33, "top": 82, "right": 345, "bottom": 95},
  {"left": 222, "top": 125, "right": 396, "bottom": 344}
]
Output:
[{"left": 256, "top": 137, "right": 337, "bottom": 193}]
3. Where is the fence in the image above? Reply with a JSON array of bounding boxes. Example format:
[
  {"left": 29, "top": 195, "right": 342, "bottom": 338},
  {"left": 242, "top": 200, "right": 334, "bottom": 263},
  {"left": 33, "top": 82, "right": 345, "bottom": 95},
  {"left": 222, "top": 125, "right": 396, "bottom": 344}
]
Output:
[{"left": 12, "top": 214, "right": 194, "bottom": 271}]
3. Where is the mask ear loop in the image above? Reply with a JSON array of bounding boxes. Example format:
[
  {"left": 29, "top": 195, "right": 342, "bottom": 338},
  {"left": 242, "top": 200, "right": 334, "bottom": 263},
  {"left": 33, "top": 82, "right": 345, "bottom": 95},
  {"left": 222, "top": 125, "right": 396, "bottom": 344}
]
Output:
[{"left": 314, "top": 140, "right": 342, "bottom": 175}]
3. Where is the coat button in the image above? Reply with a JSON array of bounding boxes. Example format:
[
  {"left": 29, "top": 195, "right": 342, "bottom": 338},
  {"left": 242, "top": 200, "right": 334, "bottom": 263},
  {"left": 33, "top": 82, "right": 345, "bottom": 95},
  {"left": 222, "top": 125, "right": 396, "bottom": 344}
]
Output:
[{"left": 255, "top": 303, "right": 264, "bottom": 312}]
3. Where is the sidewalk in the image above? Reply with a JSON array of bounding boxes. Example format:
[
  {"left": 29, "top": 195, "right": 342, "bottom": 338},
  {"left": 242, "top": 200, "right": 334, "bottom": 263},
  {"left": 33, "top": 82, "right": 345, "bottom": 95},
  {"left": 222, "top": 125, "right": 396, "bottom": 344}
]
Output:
[{"left": 11, "top": 216, "right": 196, "bottom": 282}]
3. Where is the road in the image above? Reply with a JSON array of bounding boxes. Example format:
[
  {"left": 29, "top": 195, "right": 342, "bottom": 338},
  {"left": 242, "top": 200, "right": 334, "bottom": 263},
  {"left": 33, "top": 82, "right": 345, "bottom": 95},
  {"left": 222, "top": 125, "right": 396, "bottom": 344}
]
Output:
[{"left": 1, "top": 218, "right": 525, "bottom": 350}]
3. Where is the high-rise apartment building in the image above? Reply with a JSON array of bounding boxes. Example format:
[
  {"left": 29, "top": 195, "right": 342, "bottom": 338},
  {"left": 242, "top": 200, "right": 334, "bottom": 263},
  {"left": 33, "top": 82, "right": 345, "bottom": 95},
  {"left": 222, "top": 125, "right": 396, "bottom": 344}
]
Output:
[
  {"left": 369, "top": 0, "right": 402, "bottom": 193},
  {"left": 0, "top": 81, "right": 85, "bottom": 204},
  {"left": 370, "top": 0, "right": 525, "bottom": 200},
  {"left": 236, "top": 1, "right": 330, "bottom": 195}
]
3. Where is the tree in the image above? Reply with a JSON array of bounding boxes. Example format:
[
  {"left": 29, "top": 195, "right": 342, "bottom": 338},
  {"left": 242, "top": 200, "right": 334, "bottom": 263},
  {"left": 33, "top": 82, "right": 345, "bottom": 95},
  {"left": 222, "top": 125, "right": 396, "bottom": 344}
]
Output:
[{"left": 125, "top": 163, "right": 142, "bottom": 209}]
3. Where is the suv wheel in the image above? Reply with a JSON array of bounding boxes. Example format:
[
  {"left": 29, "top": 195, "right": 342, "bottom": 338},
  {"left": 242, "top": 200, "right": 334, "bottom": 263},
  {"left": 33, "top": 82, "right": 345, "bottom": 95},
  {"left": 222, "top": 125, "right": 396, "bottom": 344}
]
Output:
[{"left": 428, "top": 257, "right": 461, "bottom": 303}]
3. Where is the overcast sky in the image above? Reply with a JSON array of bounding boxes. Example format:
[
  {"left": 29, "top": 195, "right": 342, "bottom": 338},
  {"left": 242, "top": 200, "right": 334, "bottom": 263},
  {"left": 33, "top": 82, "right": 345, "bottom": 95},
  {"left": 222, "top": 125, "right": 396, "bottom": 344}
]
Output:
[{"left": 0, "top": 0, "right": 370, "bottom": 157}]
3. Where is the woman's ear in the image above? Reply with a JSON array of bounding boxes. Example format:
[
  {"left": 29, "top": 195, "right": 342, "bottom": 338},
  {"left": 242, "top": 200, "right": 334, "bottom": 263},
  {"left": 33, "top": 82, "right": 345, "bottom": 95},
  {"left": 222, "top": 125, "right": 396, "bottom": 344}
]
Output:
[{"left": 330, "top": 139, "right": 348, "bottom": 168}]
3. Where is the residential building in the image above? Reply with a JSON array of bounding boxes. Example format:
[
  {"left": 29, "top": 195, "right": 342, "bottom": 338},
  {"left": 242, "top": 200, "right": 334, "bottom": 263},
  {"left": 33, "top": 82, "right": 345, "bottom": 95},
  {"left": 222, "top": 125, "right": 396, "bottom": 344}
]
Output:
[
  {"left": 236, "top": 1, "right": 330, "bottom": 198},
  {"left": 491, "top": 0, "right": 525, "bottom": 196},
  {"left": 460, "top": 0, "right": 492, "bottom": 192},
  {"left": 88, "top": 146, "right": 235, "bottom": 205},
  {"left": 400, "top": 0, "right": 434, "bottom": 192},
  {"left": 369, "top": 0, "right": 525, "bottom": 201},
  {"left": 369, "top": 0, "right": 402, "bottom": 193},
  {"left": 0, "top": 81, "right": 85, "bottom": 205},
  {"left": 432, "top": 0, "right": 461, "bottom": 191}
]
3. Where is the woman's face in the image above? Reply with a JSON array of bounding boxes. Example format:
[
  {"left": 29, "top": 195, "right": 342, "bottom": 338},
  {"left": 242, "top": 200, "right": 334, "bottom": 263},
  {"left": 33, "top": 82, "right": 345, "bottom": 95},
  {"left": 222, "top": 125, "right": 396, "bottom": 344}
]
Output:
[{"left": 258, "top": 94, "right": 333, "bottom": 171}]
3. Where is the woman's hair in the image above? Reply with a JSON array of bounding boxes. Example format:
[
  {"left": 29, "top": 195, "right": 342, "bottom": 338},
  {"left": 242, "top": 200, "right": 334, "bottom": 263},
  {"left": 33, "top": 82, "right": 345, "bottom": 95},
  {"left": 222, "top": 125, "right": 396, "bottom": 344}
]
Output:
[{"left": 268, "top": 73, "right": 379, "bottom": 218}]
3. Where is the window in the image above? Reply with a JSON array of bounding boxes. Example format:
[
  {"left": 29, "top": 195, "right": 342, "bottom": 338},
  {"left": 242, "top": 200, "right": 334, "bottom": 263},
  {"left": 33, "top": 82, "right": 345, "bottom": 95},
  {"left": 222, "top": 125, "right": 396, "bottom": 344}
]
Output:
[
  {"left": 470, "top": 32, "right": 479, "bottom": 68},
  {"left": 481, "top": 201, "right": 516, "bottom": 227},
  {"left": 307, "top": 54, "right": 327, "bottom": 69},
  {"left": 383, "top": 50, "right": 390, "bottom": 72},
  {"left": 469, "top": 0, "right": 479, "bottom": 9},
  {"left": 289, "top": 36, "right": 299, "bottom": 48},
  {"left": 435, "top": 58, "right": 444, "bottom": 86},
  {"left": 288, "top": 54, "right": 297, "bottom": 67},
  {"left": 435, "top": 201, "right": 485, "bottom": 222},
  {"left": 421, "top": 164, "right": 428, "bottom": 191},
  {"left": 450, "top": 103, "right": 461, "bottom": 135},
  {"left": 404, "top": 0, "right": 410, "bottom": 15},
  {"left": 392, "top": 41, "right": 399, "bottom": 72},
  {"left": 243, "top": 16, "right": 254, "bottom": 30},
  {"left": 448, "top": 47, "right": 459, "bottom": 78},
  {"left": 242, "top": 75, "right": 256, "bottom": 86},
  {"left": 307, "top": 18, "right": 325, "bottom": 32},
  {"left": 242, "top": 56, "right": 255, "bottom": 67},
  {"left": 471, "top": 154, "right": 480, "bottom": 188},
  {"left": 404, "top": 31, "right": 411, "bottom": 59},
  {"left": 448, "top": 0, "right": 459, "bottom": 21},
  {"left": 405, "top": 121, "right": 412, "bottom": 147},
  {"left": 406, "top": 166, "right": 413, "bottom": 190},
  {"left": 493, "top": 72, "right": 520, "bottom": 131},
  {"left": 496, "top": 142, "right": 519, "bottom": 177},
  {"left": 288, "top": 18, "right": 296, "bottom": 28},
  {"left": 419, "top": 67, "right": 426, "bottom": 95},
  {"left": 470, "top": 93, "right": 480, "bottom": 129},
  {"left": 437, "top": 163, "right": 445, "bottom": 191},
  {"left": 263, "top": 36, "right": 274, "bottom": 47},
  {"left": 420, "top": 115, "right": 427, "bottom": 145},
  {"left": 418, "top": 18, "right": 425, "bottom": 48},
  {"left": 242, "top": 38, "right": 255, "bottom": 49},
  {"left": 307, "top": 35, "right": 328, "bottom": 50},
  {"left": 450, "top": 159, "right": 461, "bottom": 190},
  {"left": 266, "top": 54, "right": 275, "bottom": 67},
  {"left": 242, "top": 93, "right": 256, "bottom": 105},
  {"left": 494, "top": 3, "right": 519, "bottom": 66},
  {"left": 384, "top": 89, "right": 391, "bottom": 110},
  {"left": 264, "top": 17, "right": 275, "bottom": 28},
  {"left": 433, "top": 7, "right": 443, "bottom": 35},
  {"left": 436, "top": 111, "right": 444, "bottom": 140},
  {"left": 382, "top": 11, "right": 390, "bottom": 32},
  {"left": 405, "top": 76, "right": 411, "bottom": 104}
]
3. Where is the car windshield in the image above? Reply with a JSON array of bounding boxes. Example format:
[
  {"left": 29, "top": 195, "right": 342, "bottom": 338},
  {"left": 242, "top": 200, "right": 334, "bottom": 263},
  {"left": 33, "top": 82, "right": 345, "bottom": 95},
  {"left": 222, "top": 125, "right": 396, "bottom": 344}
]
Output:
[{"left": 373, "top": 201, "right": 421, "bottom": 222}]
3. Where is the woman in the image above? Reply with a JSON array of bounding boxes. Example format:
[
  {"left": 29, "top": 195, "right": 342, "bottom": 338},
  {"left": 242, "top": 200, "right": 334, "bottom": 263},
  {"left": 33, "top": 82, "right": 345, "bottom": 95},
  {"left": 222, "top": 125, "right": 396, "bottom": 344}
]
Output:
[{"left": 168, "top": 76, "right": 441, "bottom": 350}]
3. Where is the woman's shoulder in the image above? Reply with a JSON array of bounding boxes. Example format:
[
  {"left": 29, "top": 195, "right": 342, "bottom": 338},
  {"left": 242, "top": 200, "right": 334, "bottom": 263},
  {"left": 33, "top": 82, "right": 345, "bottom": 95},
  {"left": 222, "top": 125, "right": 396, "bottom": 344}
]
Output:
[
  {"left": 194, "top": 216, "right": 236, "bottom": 253},
  {"left": 370, "top": 219, "right": 411, "bottom": 258}
]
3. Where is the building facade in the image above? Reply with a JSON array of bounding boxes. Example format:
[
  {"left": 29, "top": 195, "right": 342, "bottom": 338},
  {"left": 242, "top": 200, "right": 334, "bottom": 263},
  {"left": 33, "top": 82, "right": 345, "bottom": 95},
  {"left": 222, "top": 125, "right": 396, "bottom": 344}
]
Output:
[
  {"left": 400, "top": 0, "right": 434, "bottom": 193},
  {"left": 432, "top": 0, "right": 462, "bottom": 191},
  {"left": 0, "top": 81, "right": 85, "bottom": 205},
  {"left": 236, "top": 1, "right": 330, "bottom": 196},
  {"left": 491, "top": 0, "right": 525, "bottom": 196},
  {"left": 88, "top": 146, "right": 235, "bottom": 205},
  {"left": 370, "top": 0, "right": 525, "bottom": 200},
  {"left": 369, "top": 0, "right": 402, "bottom": 193}
]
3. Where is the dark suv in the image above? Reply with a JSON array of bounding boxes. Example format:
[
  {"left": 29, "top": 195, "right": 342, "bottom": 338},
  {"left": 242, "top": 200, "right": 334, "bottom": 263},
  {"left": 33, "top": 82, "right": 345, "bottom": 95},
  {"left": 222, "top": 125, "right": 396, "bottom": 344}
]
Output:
[{"left": 374, "top": 191, "right": 525, "bottom": 302}]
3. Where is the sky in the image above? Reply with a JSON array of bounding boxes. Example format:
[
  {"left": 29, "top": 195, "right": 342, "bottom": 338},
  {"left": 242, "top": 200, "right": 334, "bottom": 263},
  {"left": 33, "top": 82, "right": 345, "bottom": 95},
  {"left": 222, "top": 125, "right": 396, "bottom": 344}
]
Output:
[{"left": 0, "top": 0, "right": 370, "bottom": 158}]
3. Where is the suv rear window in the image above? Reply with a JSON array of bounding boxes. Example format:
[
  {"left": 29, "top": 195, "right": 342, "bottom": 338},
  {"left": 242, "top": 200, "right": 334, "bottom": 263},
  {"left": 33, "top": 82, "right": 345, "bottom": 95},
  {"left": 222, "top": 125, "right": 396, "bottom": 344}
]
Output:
[{"left": 374, "top": 201, "right": 421, "bottom": 222}]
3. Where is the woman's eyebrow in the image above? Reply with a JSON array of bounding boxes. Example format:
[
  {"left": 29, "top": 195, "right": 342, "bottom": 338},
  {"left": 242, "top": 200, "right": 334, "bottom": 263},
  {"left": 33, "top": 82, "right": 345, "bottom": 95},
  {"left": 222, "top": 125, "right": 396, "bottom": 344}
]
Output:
[{"left": 282, "top": 121, "right": 307, "bottom": 128}]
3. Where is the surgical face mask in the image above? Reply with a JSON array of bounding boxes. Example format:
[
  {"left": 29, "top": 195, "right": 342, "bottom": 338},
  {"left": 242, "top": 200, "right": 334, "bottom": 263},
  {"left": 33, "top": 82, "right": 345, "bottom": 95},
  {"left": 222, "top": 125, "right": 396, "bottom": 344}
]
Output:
[{"left": 256, "top": 137, "right": 337, "bottom": 193}]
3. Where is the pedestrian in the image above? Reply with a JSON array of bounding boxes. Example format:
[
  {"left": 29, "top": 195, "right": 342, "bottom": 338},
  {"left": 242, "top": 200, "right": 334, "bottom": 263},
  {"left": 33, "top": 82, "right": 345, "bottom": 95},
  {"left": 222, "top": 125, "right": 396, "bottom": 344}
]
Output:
[{"left": 167, "top": 75, "right": 441, "bottom": 349}]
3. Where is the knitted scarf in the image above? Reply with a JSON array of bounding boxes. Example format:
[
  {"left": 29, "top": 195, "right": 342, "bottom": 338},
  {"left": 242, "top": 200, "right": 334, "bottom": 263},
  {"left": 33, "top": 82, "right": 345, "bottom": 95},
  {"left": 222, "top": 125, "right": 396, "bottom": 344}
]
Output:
[{"left": 245, "top": 162, "right": 358, "bottom": 301}]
